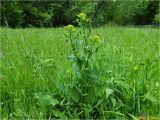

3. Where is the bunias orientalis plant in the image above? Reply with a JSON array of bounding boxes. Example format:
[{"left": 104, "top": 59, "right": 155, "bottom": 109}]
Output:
[
  {"left": 64, "top": 12, "right": 103, "bottom": 117},
  {"left": 65, "top": 12, "right": 102, "bottom": 87}
]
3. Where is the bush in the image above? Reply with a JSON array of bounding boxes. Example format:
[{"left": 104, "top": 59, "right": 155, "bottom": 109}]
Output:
[
  {"left": 1, "top": 1, "right": 23, "bottom": 28},
  {"left": 153, "top": 14, "right": 160, "bottom": 25}
]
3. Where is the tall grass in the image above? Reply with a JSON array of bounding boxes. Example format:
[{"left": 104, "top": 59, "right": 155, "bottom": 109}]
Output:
[{"left": 0, "top": 26, "right": 160, "bottom": 119}]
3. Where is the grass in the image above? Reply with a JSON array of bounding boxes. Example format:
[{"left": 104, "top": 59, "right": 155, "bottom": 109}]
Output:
[{"left": 0, "top": 26, "right": 160, "bottom": 119}]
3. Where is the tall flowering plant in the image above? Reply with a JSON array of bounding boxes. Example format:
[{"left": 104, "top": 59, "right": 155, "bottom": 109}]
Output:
[{"left": 64, "top": 12, "right": 103, "bottom": 102}]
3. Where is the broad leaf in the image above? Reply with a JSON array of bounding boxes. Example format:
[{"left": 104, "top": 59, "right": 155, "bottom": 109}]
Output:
[
  {"left": 106, "top": 88, "right": 114, "bottom": 99},
  {"left": 128, "top": 113, "right": 139, "bottom": 120},
  {"left": 44, "top": 95, "right": 59, "bottom": 106}
]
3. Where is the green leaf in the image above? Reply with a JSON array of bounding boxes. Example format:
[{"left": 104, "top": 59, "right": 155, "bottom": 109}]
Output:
[
  {"left": 128, "top": 113, "right": 139, "bottom": 120},
  {"left": 67, "top": 54, "right": 75, "bottom": 60},
  {"left": 114, "top": 80, "right": 132, "bottom": 89},
  {"left": 104, "top": 111, "right": 126, "bottom": 118},
  {"left": 40, "top": 59, "right": 55, "bottom": 65},
  {"left": 52, "top": 110, "right": 67, "bottom": 119},
  {"left": 143, "top": 92, "right": 158, "bottom": 103},
  {"left": 44, "top": 95, "right": 59, "bottom": 106},
  {"left": 94, "top": 99, "right": 103, "bottom": 107},
  {"left": 106, "top": 88, "right": 114, "bottom": 99},
  {"left": 93, "top": 44, "right": 101, "bottom": 53},
  {"left": 111, "top": 97, "right": 116, "bottom": 108}
]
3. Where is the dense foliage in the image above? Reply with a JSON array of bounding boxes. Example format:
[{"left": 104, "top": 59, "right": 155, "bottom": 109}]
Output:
[
  {"left": 0, "top": 1, "right": 160, "bottom": 119},
  {"left": 1, "top": 0, "right": 159, "bottom": 28},
  {"left": 1, "top": 25, "right": 159, "bottom": 119}
]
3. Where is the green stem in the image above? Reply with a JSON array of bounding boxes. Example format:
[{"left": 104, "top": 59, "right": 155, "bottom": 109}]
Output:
[
  {"left": 87, "top": 21, "right": 91, "bottom": 38},
  {"left": 69, "top": 32, "right": 82, "bottom": 70}
]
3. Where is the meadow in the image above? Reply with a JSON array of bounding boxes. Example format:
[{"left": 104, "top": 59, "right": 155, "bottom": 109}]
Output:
[{"left": 0, "top": 26, "right": 160, "bottom": 119}]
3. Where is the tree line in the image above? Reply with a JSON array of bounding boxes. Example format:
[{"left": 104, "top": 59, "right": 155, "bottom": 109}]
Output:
[{"left": 1, "top": 0, "right": 159, "bottom": 28}]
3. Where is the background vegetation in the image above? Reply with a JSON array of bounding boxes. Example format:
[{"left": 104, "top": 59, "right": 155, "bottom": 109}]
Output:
[
  {"left": 1, "top": 26, "right": 160, "bottom": 119},
  {"left": 0, "top": 0, "right": 160, "bottom": 119},
  {"left": 0, "top": 27, "right": 160, "bottom": 119},
  {"left": 1, "top": 0, "right": 160, "bottom": 28}
]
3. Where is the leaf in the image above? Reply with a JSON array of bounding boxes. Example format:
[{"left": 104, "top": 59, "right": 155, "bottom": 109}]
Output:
[
  {"left": 67, "top": 86, "right": 80, "bottom": 102},
  {"left": 94, "top": 99, "right": 103, "bottom": 107},
  {"left": 75, "top": 39, "right": 83, "bottom": 50},
  {"left": 106, "top": 88, "right": 114, "bottom": 99},
  {"left": 52, "top": 110, "right": 67, "bottom": 119},
  {"left": 67, "top": 54, "right": 75, "bottom": 60},
  {"left": 114, "top": 80, "right": 132, "bottom": 89},
  {"left": 111, "top": 98, "right": 116, "bottom": 108},
  {"left": 40, "top": 59, "right": 55, "bottom": 65},
  {"left": 104, "top": 111, "right": 126, "bottom": 118},
  {"left": 89, "top": 72, "right": 97, "bottom": 79},
  {"left": 128, "top": 113, "right": 139, "bottom": 120},
  {"left": 44, "top": 95, "right": 59, "bottom": 106},
  {"left": 64, "top": 33, "right": 68, "bottom": 38},
  {"left": 93, "top": 44, "right": 101, "bottom": 53},
  {"left": 33, "top": 93, "right": 59, "bottom": 106},
  {"left": 143, "top": 92, "right": 158, "bottom": 103},
  {"left": 33, "top": 92, "right": 40, "bottom": 99}
]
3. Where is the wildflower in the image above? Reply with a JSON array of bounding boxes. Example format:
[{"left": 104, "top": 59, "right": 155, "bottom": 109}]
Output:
[
  {"left": 134, "top": 66, "right": 138, "bottom": 70},
  {"left": 77, "top": 12, "right": 87, "bottom": 21},
  {"left": 65, "top": 24, "right": 75, "bottom": 32},
  {"left": 90, "top": 34, "right": 101, "bottom": 43}
]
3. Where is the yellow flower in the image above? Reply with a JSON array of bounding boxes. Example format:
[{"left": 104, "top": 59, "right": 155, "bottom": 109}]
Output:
[
  {"left": 77, "top": 12, "right": 87, "bottom": 21},
  {"left": 65, "top": 24, "right": 75, "bottom": 32},
  {"left": 67, "top": 70, "right": 70, "bottom": 73},
  {"left": 134, "top": 66, "right": 138, "bottom": 70},
  {"left": 90, "top": 34, "right": 101, "bottom": 43}
]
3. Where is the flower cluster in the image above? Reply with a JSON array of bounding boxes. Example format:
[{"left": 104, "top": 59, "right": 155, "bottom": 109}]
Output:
[
  {"left": 65, "top": 12, "right": 103, "bottom": 45},
  {"left": 65, "top": 24, "right": 75, "bottom": 32},
  {"left": 77, "top": 12, "right": 87, "bottom": 21},
  {"left": 90, "top": 34, "right": 101, "bottom": 43}
]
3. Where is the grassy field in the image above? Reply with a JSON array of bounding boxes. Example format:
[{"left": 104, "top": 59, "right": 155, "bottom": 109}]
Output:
[{"left": 0, "top": 26, "right": 160, "bottom": 119}]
